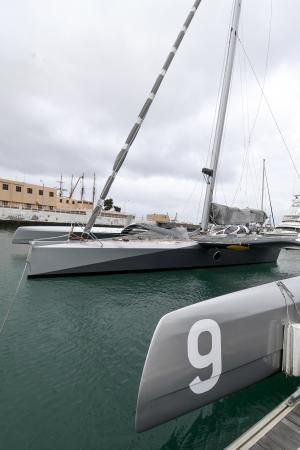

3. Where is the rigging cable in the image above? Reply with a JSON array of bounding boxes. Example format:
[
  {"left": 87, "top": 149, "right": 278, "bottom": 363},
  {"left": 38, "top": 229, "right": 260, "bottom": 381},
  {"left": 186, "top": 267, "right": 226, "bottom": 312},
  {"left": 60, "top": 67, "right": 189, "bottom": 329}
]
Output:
[
  {"left": 248, "top": 0, "right": 273, "bottom": 145},
  {"left": 239, "top": 38, "right": 300, "bottom": 182},
  {"left": 277, "top": 281, "right": 300, "bottom": 323},
  {"left": 83, "top": 0, "right": 204, "bottom": 236},
  {"left": 214, "top": 56, "right": 234, "bottom": 208},
  {"left": 247, "top": 0, "right": 273, "bottom": 209},
  {"left": 231, "top": 45, "right": 251, "bottom": 205},
  {"left": 231, "top": 2, "right": 273, "bottom": 207},
  {"left": 0, "top": 262, "right": 28, "bottom": 336},
  {"left": 234, "top": 45, "right": 251, "bottom": 206}
]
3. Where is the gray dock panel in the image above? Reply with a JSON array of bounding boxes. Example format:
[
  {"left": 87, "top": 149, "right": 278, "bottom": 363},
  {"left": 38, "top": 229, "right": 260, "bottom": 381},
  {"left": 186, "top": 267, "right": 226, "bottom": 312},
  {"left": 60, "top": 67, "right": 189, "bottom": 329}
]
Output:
[{"left": 227, "top": 388, "right": 300, "bottom": 449}]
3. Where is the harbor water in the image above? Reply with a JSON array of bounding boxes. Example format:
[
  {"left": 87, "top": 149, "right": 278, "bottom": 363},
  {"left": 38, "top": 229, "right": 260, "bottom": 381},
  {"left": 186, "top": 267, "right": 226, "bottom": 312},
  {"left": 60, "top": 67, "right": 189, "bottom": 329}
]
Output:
[{"left": 1, "top": 225, "right": 300, "bottom": 450}]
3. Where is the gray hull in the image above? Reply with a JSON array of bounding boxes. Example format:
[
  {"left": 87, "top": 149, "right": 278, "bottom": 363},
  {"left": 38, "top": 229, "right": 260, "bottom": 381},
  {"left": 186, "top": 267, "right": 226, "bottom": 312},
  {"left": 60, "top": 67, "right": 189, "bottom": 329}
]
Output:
[
  {"left": 136, "top": 276, "right": 300, "bottom": 432},
  {"left": 27, "top": 238, "right": 283, "bottom": 277}
]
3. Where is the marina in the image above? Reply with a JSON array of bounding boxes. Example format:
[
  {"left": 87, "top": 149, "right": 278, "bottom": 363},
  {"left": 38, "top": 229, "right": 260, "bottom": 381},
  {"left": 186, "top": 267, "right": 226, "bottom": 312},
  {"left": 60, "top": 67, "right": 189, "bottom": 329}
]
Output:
[
  {"left": 0, "top": 176, "right": 135, "bottom": 228},
  {"left": 227, "top": 388, "right": 300, "bottom": 449},
  {"left": 277, "top": 195, "right": 300, "bottom": 233},
  {"left": 1, "top": 0, "right": 300, "bottom": 448},
  {"left": 24, "top": 0, "right": 297, "bottom": 278},
  {"left": 1, "top": 223, "right": 300, "bottom": 449}
]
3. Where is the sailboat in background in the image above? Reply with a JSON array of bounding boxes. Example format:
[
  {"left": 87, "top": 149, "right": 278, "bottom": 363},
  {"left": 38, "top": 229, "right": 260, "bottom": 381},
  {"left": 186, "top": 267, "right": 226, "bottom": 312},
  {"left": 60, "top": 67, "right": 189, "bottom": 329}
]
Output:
[
  {"left": 26, "top": 0, "right": 299, "bottom": 277},
  {"left": 260, "top": 160, "right": 300, "bottom": 237}
]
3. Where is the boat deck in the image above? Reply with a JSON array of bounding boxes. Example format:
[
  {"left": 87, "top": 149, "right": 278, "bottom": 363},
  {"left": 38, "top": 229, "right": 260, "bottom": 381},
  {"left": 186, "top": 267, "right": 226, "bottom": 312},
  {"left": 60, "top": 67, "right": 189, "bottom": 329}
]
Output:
[{"left": 227, "top": 387, "right": 300, "bottom": 449}]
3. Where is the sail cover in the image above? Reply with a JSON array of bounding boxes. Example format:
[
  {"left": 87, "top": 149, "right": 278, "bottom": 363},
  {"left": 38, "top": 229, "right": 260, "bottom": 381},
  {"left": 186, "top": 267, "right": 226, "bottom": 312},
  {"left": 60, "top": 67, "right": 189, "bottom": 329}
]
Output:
[{"left": 210, "top": 203, "right": 267, "bottom": 225}]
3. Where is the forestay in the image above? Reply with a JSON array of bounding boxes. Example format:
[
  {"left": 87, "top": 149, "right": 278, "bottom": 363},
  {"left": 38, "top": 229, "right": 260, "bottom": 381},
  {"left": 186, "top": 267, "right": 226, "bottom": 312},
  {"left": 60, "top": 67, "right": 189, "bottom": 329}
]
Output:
[{"left": 83, "top": 0, "right": 203, "bottom": 235}]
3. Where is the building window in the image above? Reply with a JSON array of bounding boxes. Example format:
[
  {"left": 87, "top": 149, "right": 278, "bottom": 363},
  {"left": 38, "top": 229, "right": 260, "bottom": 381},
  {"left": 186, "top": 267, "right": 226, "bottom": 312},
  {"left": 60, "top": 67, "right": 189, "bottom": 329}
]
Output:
[
  {"left": 39, "top": 190, "right": 43, "bottom": 196},
  {"left": 59, "top": 199, "right": 62, "bottom": 203},
  {"left": 49, "top": 191, "right": 54, "bottom": 197},
  {"left": 3, "top": 201, "right": 8, "bottom": 206},
  {"left": 27, "top": 188, "right": 33, "bottom": 194},
  {"left": 16, "top": 186, "right": 22, "bottom": 192},
  {"left": 49, "top": 206, "right": 53, "bottom": 211},
  {"left": 66, "top": 199, "right": 69, "bottom": 204},
  {"left": 72, "top": 201, "right": 75, "bottom": 204},
  {"left": 77, "top": 201, "right": 82, "bottom": 204},
  {"left": 25, "top": 203, "right": 31, "bottom": 209},
  {"left": 2, "top": 183, "right": 8, "bottom": 190}
]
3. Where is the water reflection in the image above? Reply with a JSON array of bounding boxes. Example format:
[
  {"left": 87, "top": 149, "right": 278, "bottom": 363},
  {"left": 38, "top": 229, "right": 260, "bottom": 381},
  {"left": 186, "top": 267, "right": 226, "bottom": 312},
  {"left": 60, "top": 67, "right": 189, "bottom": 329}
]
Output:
[
  {"left": 161, "top": 374, "right": 300, "bottom": 449},
  {"left": 1, "top": 228, "right": 300, "bottom": 449}
]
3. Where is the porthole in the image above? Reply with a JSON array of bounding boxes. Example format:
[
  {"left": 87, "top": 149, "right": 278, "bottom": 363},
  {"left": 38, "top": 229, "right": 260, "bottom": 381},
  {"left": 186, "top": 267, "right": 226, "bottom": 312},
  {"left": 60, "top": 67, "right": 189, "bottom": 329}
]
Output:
[{"left": 213, "top": 251, "right": 221, "bottom": 262}]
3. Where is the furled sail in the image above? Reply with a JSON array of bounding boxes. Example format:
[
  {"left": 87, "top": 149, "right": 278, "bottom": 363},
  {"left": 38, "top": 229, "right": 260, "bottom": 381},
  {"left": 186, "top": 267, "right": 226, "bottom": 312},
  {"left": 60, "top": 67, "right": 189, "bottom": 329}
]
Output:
[{"left": 210, "top": 203, "right": 267, "bottom": 225}]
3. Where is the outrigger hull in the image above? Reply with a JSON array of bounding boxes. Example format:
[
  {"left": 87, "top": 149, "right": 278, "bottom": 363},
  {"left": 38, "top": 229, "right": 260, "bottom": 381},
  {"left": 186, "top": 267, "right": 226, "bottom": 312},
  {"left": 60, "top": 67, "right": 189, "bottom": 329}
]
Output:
[
  {"left": 136, "top": 276, "right": 300, "bottom": 432},
  {"left": 12, "top": 225, "right": 122, "bottom": 244},
  {"left": 26, "top": 237, "right": 289, "bottom": 277}
]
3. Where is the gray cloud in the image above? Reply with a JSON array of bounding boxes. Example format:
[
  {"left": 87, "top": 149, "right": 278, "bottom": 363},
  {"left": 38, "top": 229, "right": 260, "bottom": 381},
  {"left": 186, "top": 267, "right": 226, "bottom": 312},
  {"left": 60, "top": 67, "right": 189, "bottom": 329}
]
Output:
[{"left": 0, "top": 0, "right": 299, "bottom": 222}]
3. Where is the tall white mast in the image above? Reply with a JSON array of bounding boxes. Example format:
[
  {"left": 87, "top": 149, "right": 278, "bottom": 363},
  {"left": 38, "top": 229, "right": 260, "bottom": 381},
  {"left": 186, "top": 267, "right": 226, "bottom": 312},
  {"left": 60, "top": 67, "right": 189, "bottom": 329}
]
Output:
[{"left": 201, "top": 0, "right": 242, "bottom": 231}]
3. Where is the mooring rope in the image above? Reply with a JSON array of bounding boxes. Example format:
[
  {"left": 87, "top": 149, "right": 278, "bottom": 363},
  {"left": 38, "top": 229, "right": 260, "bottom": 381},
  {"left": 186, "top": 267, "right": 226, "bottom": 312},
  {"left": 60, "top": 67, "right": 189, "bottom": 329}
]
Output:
[
  {"left": 277, "top": 280, "right": 300, "bottom": 323},
  {"left": 0, "top": 261, "right": 29, "bottom": 336}
]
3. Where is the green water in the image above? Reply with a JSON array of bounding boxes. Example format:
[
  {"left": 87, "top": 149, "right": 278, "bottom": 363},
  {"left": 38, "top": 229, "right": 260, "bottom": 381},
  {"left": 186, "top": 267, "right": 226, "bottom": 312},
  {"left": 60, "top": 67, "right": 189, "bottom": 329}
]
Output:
[{"left": 1, "top": 225, "right": 300, "bottom": 450}]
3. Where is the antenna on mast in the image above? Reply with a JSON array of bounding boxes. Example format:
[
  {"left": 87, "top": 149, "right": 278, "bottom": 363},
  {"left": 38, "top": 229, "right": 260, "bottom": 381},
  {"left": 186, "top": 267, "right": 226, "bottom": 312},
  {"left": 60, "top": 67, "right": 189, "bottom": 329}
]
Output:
[{"left": 57, "top": 174, "right": 67, "bottom": 197}]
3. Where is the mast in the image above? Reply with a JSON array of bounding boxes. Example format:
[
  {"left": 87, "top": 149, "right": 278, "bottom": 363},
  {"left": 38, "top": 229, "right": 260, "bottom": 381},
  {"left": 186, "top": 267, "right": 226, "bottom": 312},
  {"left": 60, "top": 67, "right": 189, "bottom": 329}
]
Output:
[
  {"left": 69, "top": 175, "right": 83, "bottom": 199},
  {"left": 70, "top": 174, "right": 74, "bottom": 198},
  {"left": 81, "top": 173, "right": 85, "bottom": 201},
  {"left": 57, "top": 174, "right": 63, "bottom": 197},
  {"left": 83, "top": 0, "right": 203, "bottom": 235},
  {"left": 92, "top": 173, "right": 96, "bottom": 206},
  {"left": 201, "top": 0, "right": 242, "bottom": 231},
  {"left": 264, "top": 161, "right": 276, "bottom": 227},
  {"left": 261, "top": 158, "right": 266, "bottom": 210}
]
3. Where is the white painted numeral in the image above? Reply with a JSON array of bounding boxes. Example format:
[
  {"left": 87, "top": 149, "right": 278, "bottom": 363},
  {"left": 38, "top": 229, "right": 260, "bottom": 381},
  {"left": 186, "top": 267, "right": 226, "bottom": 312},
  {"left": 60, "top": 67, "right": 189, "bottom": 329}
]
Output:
[{"left": 187, "top": 319, "right": 222, "bottom": 394}]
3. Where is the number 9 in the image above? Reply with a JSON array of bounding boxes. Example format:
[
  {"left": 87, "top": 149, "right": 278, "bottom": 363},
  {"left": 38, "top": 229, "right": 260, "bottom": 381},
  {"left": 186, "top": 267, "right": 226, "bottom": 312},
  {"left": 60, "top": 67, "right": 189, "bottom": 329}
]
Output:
[{"left": 187, "top": 319, "right": 222, "bottom": 394}]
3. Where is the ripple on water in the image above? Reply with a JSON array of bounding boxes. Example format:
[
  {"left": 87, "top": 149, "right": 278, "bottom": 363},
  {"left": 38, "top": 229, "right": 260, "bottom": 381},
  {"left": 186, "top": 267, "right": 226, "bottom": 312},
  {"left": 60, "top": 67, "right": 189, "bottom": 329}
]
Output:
[{"left": 1, "top": 228, "right": 300, "bottom": 449}]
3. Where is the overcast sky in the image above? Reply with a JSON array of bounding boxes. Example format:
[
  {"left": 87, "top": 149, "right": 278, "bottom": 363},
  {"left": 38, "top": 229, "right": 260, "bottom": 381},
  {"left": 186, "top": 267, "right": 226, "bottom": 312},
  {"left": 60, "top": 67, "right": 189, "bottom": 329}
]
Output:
[{"left": 1, "top": 0, "right": 299, "bottom": 223}]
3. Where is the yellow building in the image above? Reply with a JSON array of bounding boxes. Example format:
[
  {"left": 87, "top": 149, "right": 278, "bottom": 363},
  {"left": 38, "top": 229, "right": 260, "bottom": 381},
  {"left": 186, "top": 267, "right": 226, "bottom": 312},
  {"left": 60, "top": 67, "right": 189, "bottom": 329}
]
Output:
[
  {"left": 0, "top": 177, "right": 93, "bottom": 211},
  {"left": 146, "top": 213, "right": 170, "bottom": 223}
]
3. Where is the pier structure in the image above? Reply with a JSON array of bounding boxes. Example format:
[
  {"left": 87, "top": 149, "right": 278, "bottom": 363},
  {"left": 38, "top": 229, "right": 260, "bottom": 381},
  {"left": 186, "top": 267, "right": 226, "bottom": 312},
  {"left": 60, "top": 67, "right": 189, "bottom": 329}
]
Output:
[{"left": 227, "top": 387, "right": 300, "bottom": 449}]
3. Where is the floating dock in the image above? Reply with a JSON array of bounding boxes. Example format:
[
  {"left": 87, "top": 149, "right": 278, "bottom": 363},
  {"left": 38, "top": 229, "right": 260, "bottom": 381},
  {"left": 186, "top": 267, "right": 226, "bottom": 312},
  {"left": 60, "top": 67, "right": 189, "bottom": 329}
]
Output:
[{"left": 227, "top": 387, "right": 300, "bottom": 449}]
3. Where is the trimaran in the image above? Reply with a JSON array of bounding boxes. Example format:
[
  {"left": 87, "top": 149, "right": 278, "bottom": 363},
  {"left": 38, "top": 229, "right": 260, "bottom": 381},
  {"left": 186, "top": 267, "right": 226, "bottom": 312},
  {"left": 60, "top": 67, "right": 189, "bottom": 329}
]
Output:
[{"left": 26, "top": 0, "right": 299, "bottom": 277}]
